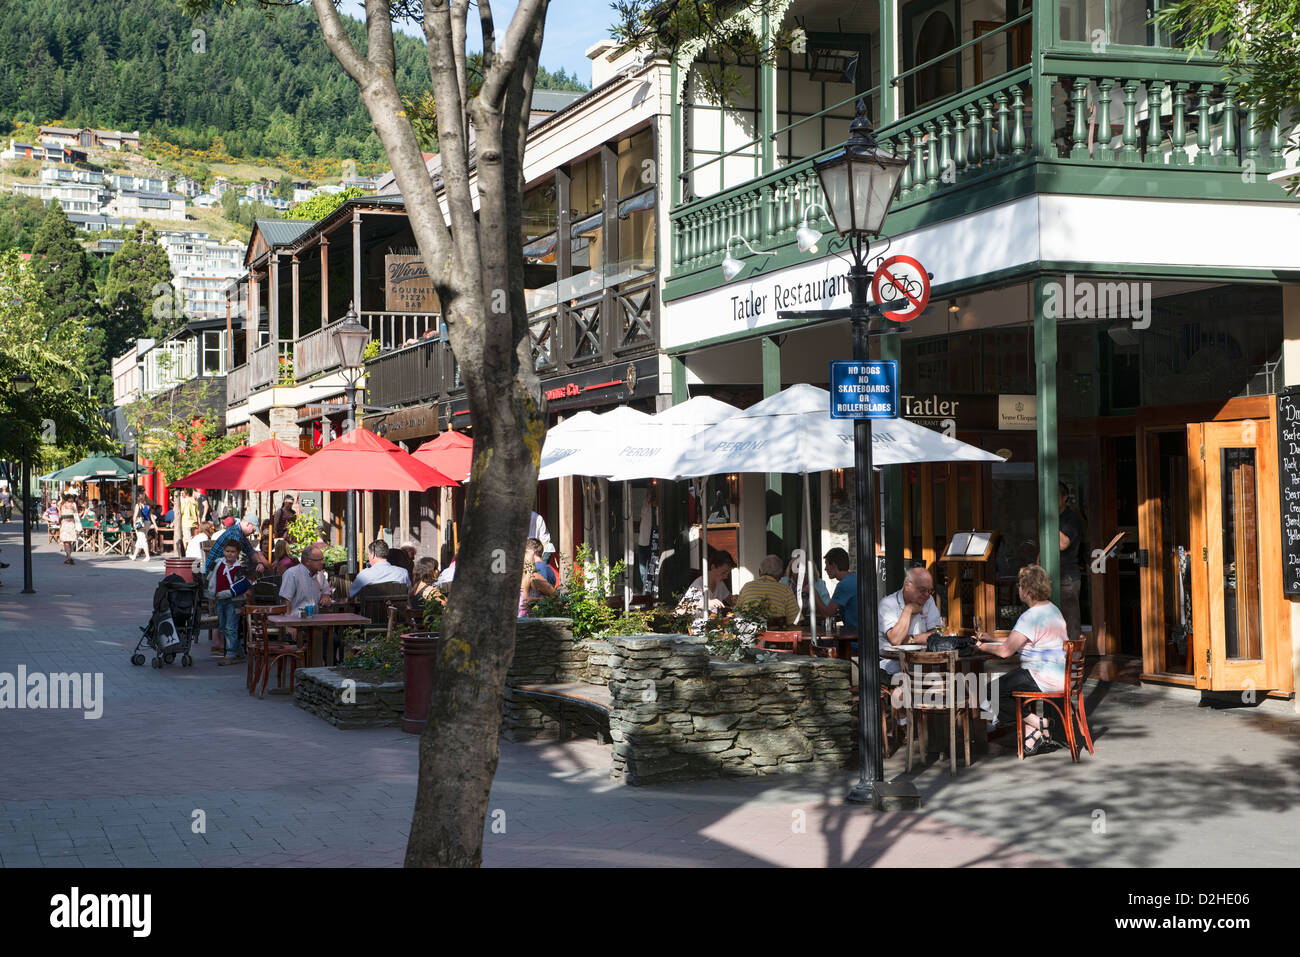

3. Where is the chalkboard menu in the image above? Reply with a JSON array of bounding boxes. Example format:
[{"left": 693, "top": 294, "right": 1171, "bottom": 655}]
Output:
[{"left": 1278, "top": 386, "right": 1300, "bottom": 596}]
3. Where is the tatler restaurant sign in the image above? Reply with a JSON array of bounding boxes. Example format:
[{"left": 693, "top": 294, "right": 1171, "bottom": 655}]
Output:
[
  {"left": 385, "top": 255, "right": 440, "bottom": 313},
  {"left": 901, "top": 393, "right": 1037, "bottom": 432}
]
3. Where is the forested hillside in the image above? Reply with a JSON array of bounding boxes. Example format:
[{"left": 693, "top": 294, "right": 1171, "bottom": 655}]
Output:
[{"left": 0, "top": 0, "right": 587, "bottom": 163}]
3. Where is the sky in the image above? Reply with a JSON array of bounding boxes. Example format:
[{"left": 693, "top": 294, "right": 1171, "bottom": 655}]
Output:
[{"left": 338, "top": 0, "right": 617, "bottom": 86}]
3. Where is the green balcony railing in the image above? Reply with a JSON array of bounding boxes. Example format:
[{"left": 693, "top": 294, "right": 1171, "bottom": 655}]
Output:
[{"left": 668, "top": 56, "right": 1294, "bottom": 282}]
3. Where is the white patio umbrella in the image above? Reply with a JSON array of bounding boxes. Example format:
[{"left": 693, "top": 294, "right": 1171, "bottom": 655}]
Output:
[
  {"left": 590, "top": 396, "right": 741, "bottom": 610},
  {"left": 537, "top": 406, "right": 653, "bottom": 481},
  {"left": 652, "top": 384, "right": 1006, "bottom": 641},
  {"left": 536, "top": 405, "right": 654, "bottom": 580}
]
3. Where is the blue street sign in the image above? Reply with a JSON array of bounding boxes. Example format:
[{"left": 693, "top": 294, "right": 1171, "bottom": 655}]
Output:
[{"left": 829, "top": 360, "right": 899, "bottom": 419}]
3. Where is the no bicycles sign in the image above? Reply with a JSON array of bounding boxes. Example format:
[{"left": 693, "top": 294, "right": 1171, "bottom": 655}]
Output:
[{"left": 871, "top": 255, "right": 931, "bottom": 322}]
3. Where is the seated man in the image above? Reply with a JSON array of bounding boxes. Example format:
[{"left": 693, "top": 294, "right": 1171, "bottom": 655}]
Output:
[
  {"left": 735, "top": 553, "right": 800, "bottom": 626},
  {"left": 877, "top": 565, "right": 943, "bottom": 676},
  {"left": 524, "top": 538, "right": 556, "bottom": 600},
  {"left": 813, "top": 547, "right": 858, "bottom": 638},
  {"left": 677, "top": 551, "right": 736, "bottom": 615},
  {"left": 279, "top": 544, "right": 334, "bottom": 614},
  {"left": 349, "top": 539, "right": 412, "bottom": 598}
]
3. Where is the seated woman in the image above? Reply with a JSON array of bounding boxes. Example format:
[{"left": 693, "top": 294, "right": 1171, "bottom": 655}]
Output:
[
  {"left": 411, "top": 556, "right": 441, "bottom": 607},
  {"left": 271, "top": 539, "right": 298, "bottom": 572},
  {"left": 974, "top": 563, "right": 1069, "bottom": 756},
  {"left": 186, "top": 521, "right": 216, "bottom": 560},
  {"left": 676, "top": 551, "right": 736, "bottom": 616}
]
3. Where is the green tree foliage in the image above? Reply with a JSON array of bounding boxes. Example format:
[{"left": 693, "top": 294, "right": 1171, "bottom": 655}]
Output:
[
  {"left": 124, "top": 378, "right": 240, "bottom": 484},
  {"left": 0, "top": 250, "right": 105, "bottom": 461},
  {"left": 287, "top": 186, "right": 364, "bottom": 221},
  {"left": 400, "top": 56, "right": 591, "bottom": 152},
  {"left": 100, "top": 228, "right": 178, "bottom": 395},
  {"left": 0, "top": 0, "right": 430, "bottom": 162},
  {"left": 611, "top": 0, "right": 803, "bottom": 101},
  {"left": 29, "top": 202, "right": 102, "bottom": 338},
  {"left": 0, "top": 193, "right": 50, "bottom": 254},
  {"left": 1155, "top": 0, "right": 1300, "bottom": 191}
]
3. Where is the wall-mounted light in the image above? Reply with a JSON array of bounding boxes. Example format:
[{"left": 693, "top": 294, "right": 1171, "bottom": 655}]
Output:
[
  {"left": 947, "top": 298, "right": 959, "bottom": 313},
  {"left": 721, "top": 235, "right": 774, "bottom": 281},
  {"left": 796, "top": 202, "right": 831, "bottom": 254}
]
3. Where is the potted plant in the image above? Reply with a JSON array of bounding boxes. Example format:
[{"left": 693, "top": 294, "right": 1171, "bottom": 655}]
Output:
[{"left": 399, "top": 585, "right": 446, "bottom": 734}]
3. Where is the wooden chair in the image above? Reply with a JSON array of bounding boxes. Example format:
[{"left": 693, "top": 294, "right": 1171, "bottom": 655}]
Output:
[
  {"left": 356, "top": 583, "right": 413, "bottom": 636},
  {"left": 756, "top": 630, "right": 802, "bottom": 653},
  {"left": 1012, "top": 638, "right": 1095, "bottom": 762},
  {"left": 900, "top": 649, "right": 971, "bottom": 776},
  {"left": 239, "top": 601, "right": 298, "bottom": 698}
]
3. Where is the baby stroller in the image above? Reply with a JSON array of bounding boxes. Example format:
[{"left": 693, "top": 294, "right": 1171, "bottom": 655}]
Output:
[{"left": 132, "top": 574, "right": 201, "bottom": 668}]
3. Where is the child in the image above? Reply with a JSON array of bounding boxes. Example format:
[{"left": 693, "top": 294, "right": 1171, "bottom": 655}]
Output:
[{"left": 210, "top": 541, "right": 245, "bottom": 665}]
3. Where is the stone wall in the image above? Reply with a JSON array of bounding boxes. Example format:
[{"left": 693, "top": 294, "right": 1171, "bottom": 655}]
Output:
[
  {"left": 606, "top": 636, "right": 856, "bottom": 785},
  {"left": 500, "top": 622, "right": 857, "bottom": 785},
  {"left": 294, "top": 667, "right": 404, "bottom": 729}
]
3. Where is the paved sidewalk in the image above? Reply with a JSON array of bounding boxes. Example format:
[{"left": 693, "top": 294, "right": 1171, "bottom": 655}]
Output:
[{"left": 3, "top": 523, "right": 1300, "bottom": 867}]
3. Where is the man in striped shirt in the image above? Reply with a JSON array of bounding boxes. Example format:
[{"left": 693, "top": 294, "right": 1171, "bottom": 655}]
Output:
[{"left": 735, "top": 554, "right": 800, "bottom": 626}]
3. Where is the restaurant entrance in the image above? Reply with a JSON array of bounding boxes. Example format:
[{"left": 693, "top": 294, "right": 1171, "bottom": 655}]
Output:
[{"left": 1138, "top": 401, "right": 1287, "bottom": 694}]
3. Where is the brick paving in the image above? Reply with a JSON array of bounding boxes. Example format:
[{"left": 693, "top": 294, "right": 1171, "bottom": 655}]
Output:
[{"left": 3, "top": 522, "right": 1300, "bottom": 868}]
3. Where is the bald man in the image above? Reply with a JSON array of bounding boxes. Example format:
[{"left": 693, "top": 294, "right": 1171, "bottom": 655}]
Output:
[{"left": 877, "top": 566, "right": 943, "bottom": 675}]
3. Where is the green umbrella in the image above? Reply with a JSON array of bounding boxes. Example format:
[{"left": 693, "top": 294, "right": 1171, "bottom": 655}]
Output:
[{"left": 44, "top": 454, "right": 136, "bottom": 482}]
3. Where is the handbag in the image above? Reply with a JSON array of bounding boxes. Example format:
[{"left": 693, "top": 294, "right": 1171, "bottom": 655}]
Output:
[{"left": 927, "top": 633, "right": 977, "bottom": 655}]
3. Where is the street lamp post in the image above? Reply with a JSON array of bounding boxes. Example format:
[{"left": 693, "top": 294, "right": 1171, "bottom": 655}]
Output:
[
  {"left": 12, "top": 372, "right": 36, "bottom": 594},
  {"left": 331, "top": 302, "right": 371, "bottom": 577},
  {"left": 809, "top": 101, "right": 915, "bottom": 808}
]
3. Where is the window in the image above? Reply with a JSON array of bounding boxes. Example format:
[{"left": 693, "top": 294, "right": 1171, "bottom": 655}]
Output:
[
  {"left": 203, "top": 330, "right": 225, "bottom": 374},
  {"left": 569, "top": 154, "right": 603, "bottom": 219},
  {"left": 684, "top": 57, "right": 760, "bottom": 199},
  {"left": 615, "top": 130, "right": 656, "bottom": 282},
  {"left": 1059, "top": 0, "right": 1161, "bottom": 46},
  {"left": 913, "top": 11, "right": 959, "bottom": 108},
  {"left": 523, "top": 178, "right": 559, "bottom": 301},
  {"left": 774, "top": 47, "right": 860, "bottom": 168}
]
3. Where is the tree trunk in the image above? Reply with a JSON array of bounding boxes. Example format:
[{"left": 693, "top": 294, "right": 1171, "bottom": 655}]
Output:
[{"left": 308, "top": 0, "right": 549, "bottom": 867}]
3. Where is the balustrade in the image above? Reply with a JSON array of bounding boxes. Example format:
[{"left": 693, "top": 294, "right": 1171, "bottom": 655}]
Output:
[{"left": 668, "top": 55, "right": 1293, "bottom": 281}]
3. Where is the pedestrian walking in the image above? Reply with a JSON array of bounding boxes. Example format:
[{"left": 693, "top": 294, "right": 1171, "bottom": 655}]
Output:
[
  {"left": 177, "top": 489, "right": 200, "bottom": 556},
  {"left": 130, "top": 492, "right": 155, "bottom": 561},
  {"left": 58, "top": 492, "right": 81, "bottom": 565}
]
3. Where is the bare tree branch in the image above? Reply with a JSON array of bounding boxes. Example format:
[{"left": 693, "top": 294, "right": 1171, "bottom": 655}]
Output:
[
  {"left": 452, "top": 0, "right": 470, "bottom": 128},
  {"left": 365, "top": 0, "right": 396, "bottom": 77},
  {"left": 479, "top": 0, "right": 497, "bottom": 75},
  {"left": 479, "top": 0, "right": 547, "bottom": 108},
  {"left": 309, "top": 0, "right": 377, "bottom": 85},
  {"left": 421, "top": 0, "right": 481, "bottom": 286}
]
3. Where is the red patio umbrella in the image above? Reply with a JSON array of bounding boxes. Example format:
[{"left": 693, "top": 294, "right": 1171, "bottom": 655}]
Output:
[
  {"left": 412, "top": 429, "right": 473, "bottom": 484},
  {"left": 170, "top": 437, "right": 309, "bottom": 490},
  {"left": 250, "top": 427, "right": 457, "bottom": 492}
]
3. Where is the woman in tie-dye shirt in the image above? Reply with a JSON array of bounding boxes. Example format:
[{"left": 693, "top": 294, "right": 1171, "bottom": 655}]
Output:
[{"left": 974, "top": 564, "right": 1068, "bottom": 756}]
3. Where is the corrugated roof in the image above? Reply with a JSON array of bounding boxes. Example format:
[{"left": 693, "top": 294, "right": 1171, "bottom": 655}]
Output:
[
  {"left": 255, "top": 219, "right": 316, "bottom": 246},
  {"left": 530, "top": 90, "right": 585, "bottom": 112},
  {"left": 120, "top": 189, "right": 184, "bottom": 201}
]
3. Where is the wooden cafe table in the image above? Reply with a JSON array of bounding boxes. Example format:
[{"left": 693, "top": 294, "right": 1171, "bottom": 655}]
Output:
[
  {"left": 267, "top": 612, "right": 371, "bottom": 668},
  {"left": 883, "top": 642, "right": 1019, "bottom": 759}
]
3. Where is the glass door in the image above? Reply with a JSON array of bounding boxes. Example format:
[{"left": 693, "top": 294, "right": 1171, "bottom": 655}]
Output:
[{"left": 1189, "top": 420, "right": 1278, "bottom": 692}]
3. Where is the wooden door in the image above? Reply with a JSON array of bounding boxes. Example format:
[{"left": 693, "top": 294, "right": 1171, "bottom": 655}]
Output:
[{"left": 1190, "top": 418, "right": 1282, "bottom": 692}]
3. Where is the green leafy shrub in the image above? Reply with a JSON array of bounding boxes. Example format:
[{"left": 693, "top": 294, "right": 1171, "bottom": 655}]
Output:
[
  {"left": 340, "top": 626, "right": 402, "bottom": 674},
  {"left": 530, "top": 543, "right": 650, "bottom": 642},
  {"left": 285, "top": 506, "right": 324, "bottom": 558}
]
